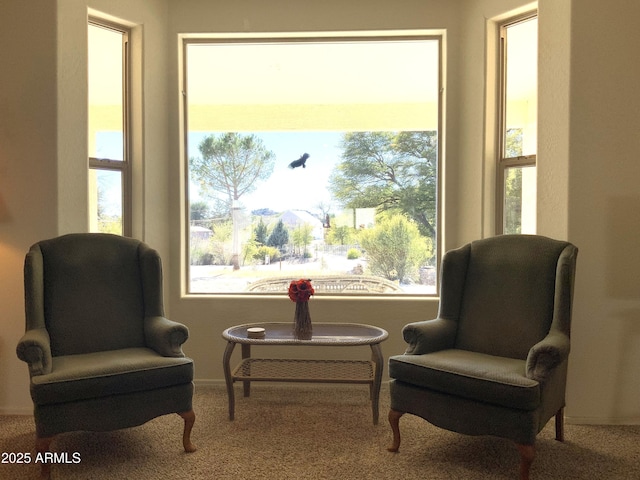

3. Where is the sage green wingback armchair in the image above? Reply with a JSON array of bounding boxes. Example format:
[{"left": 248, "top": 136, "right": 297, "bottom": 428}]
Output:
[
  {"left": 388, "top": 235, "right": 578, "bottom": 480},
  {"left": 17, "top": 233, "right": 196, "bottom": 479}
]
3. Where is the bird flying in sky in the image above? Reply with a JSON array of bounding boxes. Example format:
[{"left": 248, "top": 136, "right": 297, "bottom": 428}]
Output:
[{"left": 288, "top": 153, "right": 310, "bottom": 169}]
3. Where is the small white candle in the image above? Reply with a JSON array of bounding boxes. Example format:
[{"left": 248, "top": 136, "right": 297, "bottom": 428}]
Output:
[{"left": 247, "top": 327, "right": 265, "bottom": 338}]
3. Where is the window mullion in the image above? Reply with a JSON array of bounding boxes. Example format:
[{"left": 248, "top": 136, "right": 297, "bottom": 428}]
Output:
[{"left": 500, "top": 154, "right": 536, "bottom": 168}]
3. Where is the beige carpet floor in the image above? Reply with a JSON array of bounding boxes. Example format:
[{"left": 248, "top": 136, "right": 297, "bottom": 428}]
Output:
[{"left": 1, "top": 384, "right": 639, "bottom": 479}]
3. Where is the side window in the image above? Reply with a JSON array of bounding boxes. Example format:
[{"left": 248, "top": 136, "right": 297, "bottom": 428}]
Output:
[
  {"left": 497, "top": 15, "right": 537, "bottom": 235},
  {"left": 88, "top": 21, "right": 131, "bottom": 236}
]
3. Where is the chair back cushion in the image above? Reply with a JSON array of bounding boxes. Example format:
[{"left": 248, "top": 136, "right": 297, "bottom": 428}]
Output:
[
  {"left": 38, "top": 234, "right": 147, "bottom": 356},
  {"left": 454, "top": 235, "right": 570, "bottom": 359}
]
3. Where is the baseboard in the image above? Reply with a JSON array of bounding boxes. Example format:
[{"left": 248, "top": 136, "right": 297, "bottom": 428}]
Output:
[
  {"left": 566, "top": 415, "right": 640, "bottom": 425},
  {"left": 193, "top": 378, "right": 226, "bottom": 387},
  {"left": 0, "top": 407, "right": 33, "bottom": 416}
]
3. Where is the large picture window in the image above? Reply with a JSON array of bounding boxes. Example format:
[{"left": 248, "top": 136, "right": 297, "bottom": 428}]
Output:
[{"left": 183, "top": 34, "right": 441, "bottom": 295}]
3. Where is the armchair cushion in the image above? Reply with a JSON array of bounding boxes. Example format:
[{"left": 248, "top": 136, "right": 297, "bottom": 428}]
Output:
[
  {"left": 30, "top": 347, "right": 193, "bottom": 406},
  {"left": 389, "top": 349, "right": 540, "bottom": 410}
]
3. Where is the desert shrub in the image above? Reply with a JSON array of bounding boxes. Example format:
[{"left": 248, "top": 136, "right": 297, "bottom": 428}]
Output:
[
  {"left": 347, "top": 248, "right": 361, "bottom": 260},
  {"left": 191, "top": 245, "right": 214, "bottom": 265},
  {"left": 253, "top": 245, "right": 281, "bottom": 264},
  {"left": 359, "top": 215, "right": 432, "bottom": 283}
]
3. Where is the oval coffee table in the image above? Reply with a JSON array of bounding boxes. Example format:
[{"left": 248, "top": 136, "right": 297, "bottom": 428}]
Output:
[{"left": 222, "top": 322, "right": 388, "bottom": 424}]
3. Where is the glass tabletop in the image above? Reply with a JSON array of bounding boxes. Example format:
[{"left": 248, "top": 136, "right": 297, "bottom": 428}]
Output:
[{"left": 222, "top": 322, "right": 388, "bottom": 346}]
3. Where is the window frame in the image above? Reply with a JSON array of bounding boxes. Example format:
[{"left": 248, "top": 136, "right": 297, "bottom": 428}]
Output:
[
  {"left": 88, "top": 19, "right": 132, "bottom": 237},
  {"left": 180, "top": 32, "right": 443, "bottom": 297},
  {"left": 495, "top": 12, "right": 538, "bottom": 235}
]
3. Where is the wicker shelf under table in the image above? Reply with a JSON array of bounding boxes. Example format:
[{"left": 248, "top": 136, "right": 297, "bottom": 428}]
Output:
[{"left": 232, "top": 358, "right": 375, "bottom": 384}]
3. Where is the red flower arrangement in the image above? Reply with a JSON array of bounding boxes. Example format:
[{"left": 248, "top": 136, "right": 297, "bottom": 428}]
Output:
[
  {"left": 288, "top": 279, "right": 314, "bottom": 303},
  {"left": 289, "top": 279, "right": 314, "bottom": 339}
]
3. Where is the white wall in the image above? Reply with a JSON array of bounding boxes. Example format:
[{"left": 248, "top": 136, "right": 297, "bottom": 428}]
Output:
[
  {"left": 2, "top": 0, "right": 639, "bottom": 425},
  {"left": 0, "top": 0, "right": 58, "bottom": 414},
  {"left": 536, "top": 0, "right": 640, "bottom": 423},
  {"left": 563, "top": 0, "right": 640, "bottom": 424},
  {"left": 537, "top": 0, "right": 571, "bottom": 239}
]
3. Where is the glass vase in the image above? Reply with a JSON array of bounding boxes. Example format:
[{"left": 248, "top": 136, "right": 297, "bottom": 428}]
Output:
[{"left": 293, "top": 301, "right": 312, "bottom": 340}]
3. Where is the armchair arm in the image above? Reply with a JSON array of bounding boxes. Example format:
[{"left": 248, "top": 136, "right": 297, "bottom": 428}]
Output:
[
  {"left": 144, "top": 316, "right": 189, "bottom": 357},
  {"left": 526, "top": 331, "right": 570, "bottom": 382},
  {"left": 16, "top": 328, "right": 52, "bottom": 376},
  {"left": 402, "top": 318, "right": 457, "bottom": 355}
]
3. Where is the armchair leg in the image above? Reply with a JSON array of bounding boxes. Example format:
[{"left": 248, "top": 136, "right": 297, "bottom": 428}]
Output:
[
  {"left": 516, "top": 443, "right": 535, "bottom": 480},
  {"left": 36, "top": 436, "right": 54, "bottom": 480},
  {"left": 387, "top": 409, "right": 404, "bottom": 452},
  {"left": 555, "top": 408, "right": 565, "bottom": 442},
  {"left": 178, "top": 409, "right": 197, "bottom": 453}
]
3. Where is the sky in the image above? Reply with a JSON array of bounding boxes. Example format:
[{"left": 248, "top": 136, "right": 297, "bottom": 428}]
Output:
[
  {"left": 95, "top": 130, "right": 346, "bottom": 219},
  {"left": 188, "top": 131, "right": 345, "bottom": 215}
]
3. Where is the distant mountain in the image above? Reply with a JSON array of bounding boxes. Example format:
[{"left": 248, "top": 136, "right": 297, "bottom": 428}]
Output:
[{"left": 251, "top": 208, "right": 278, "bottom": 216}]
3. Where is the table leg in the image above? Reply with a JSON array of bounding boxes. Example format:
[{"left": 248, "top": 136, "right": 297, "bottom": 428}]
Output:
[
  {"left": 223, "top": 341, "right": 236, "bottom": 420},
  {"left": 241, "top": 343, "right": 251, "bottom": 397},
  {"left": 370, "top": 343, "right": 384, "bottom": 425}
]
